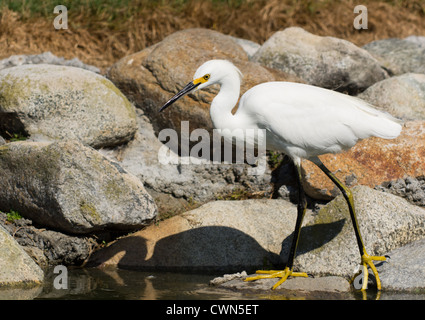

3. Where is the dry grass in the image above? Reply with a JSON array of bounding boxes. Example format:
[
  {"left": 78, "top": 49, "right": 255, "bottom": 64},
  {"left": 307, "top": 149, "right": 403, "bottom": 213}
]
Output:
[{"left": 1, "top": 0, "right": 425, "bottom": 71}]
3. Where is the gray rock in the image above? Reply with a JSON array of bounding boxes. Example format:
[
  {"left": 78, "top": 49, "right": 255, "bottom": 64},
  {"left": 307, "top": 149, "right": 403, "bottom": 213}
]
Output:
[
  {"left": 252, "top": 27, "right": 388, "bottom": 94},
  {"left": 357, "top": 73, "right": 425, "bottom": 120},
  {"left": 0, "top": 64, "right": 137, "bottom": 149},
  {"left": 87, "top": 199, "right": 315, "bottom": 271},
  {"left": 0, "top": 52, "right": 100, "bottom": 73},
  {"left": 0, "top": 135, "right": 5, "bottom": 146},
  {"left": 228, "top": 36, "right": 261, "bottom": 59},
  {"left": 0, "top": 211, "right": 95, "bottom": 267},
  {"left": 0, "top": 224, "right": 44, "bottom": 287},
  {"left": 376, "top": 176, "right": 425, "bottom": 206},
  {"left": 294, "top": 186, "right": 425, "bottom": 279},
  {"left": 363, "top": 38, "right": 425, "bottom": 75},
  {"left": 100, "top": 109, "right": 273, "bottom": 213},
  {"left": 404, "top": 35, "right": 425, "bottom": 47},
  {"left": 0, "top": 140, "right": 157, "bottom": 234},
  {"left": 377, "top": 238, "right": 425, "bottom": 292},
  {"left": 216, "top": 274, "right": 351, "bottom": 295}
]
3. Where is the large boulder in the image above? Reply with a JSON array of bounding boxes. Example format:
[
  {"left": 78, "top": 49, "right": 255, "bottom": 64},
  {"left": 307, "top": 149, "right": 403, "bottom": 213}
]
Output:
[
  {"left": 363, "top": 38, "right": 425, "bottom": 76},
  {"left": 357, "top": 73, "right": 425, "bottom": 121},
  {"left": 294, "top": 186, "right": 425, "bottom": 279},
  {"left": 87, "top": 199, "right": 314, "bottom": 271},
  {"left": 106, "top": 28, "right": 301, "bottom": 147},
  {"left": 301, "top": 121, "right": 425, "bottom": 200},
  {"left": 252, "top": 27, "right": 388, "bottom": 94},
  {"left": 0, "top": 64, "right": 137, "bottom": 148},
  {"left": 0, "top": 140, "right": 157, "bottom": 234},
  {"left": 0, "top": 224, "right": 44, "bottom": 287}
]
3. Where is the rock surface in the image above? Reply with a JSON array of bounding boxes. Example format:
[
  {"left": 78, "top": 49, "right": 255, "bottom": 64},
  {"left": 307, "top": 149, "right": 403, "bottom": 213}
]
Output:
[
  {"left": 214, "top": 273, "right": 351, "bottom": 296},
  {"left": 252, "top": 27, "right": 388, "bottom": 94},
  {"left": 0, "top": 224, "right": 44, "bottom": 287},
  {"left": 0, "top": 64, "right": 137, "bottom": 148},
  {"left": 301, "top": 121, "right": 425, "bottom": 200},
  {"left": 87, "top": 199, "right": 314, "bottom": 271},
  {"left": 228, "top": 36, "right": 261, "bottom": 59},
  {"left": 100, "top": 109, "right": 272, "bottom": 215},
  {"left": 376, "top": 176, "right": 425, "bottom": 207},
  {"left": 0, "top": 211, "right": 95, "bottom": 267},
  {"left": 0, "top": 51, "right": 100, "bottom": 73},
  {"left": 358, "top": 73, "right": 425, "bottom": 121},
  {"left": 363, "top": 38, "right": 425, "bottom": 75},
  {"left": 377, "top": 238, "right": 425, "bottom": 292},
  {"left": 404, "top": 35, "right": 425, "bottom": 47},
  {"left": 0, "top": 140, "right": 157, "bottom": 234},
  {"left": 294, "top": 186, "right": 425, "bottom": 279}
]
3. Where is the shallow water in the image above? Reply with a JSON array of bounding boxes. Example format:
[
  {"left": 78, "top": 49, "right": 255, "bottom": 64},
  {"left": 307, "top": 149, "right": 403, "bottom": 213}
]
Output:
[{"left": 1, "top": 267, "right": 424, "bottom": 300}]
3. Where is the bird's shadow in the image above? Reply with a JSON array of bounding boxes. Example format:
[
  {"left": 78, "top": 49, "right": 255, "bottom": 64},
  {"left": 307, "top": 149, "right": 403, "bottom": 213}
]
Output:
[
  {"left": 279, "top": 218, "right": 346, "bottom": 265},
  {"left": 88, "top": 220, "right": 346, "bottom": 272}
]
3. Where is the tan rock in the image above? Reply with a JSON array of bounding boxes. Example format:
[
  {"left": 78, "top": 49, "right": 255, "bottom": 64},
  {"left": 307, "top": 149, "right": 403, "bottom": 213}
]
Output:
[
  {"left": 107, "top": 28, "right": 302, "bottom": 140},
  {"left": 301, "top": 121, "right": 425, "bottom": 200}
]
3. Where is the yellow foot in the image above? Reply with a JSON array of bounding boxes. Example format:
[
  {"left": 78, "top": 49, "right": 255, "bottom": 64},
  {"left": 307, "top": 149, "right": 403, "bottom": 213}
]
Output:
[
  {"left": 352, "top": 252, "right": 387, "bottom": 291},
  {"left": 244, "top": 267, "right": 309, "bottom": 290}
]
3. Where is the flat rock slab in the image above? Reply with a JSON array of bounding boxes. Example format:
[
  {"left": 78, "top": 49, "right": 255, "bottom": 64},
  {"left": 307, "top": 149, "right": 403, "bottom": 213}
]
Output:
[
  {"left": 377, "top": 238, "right": 425, "bottom": 292},
  {"left": 211, "top": 273, "right": 351, "bottom": 299}
]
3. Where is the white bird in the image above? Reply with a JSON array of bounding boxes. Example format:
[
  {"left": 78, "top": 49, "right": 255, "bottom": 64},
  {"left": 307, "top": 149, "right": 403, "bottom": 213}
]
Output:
[{"left": 160, "top": 59, "right": 402, "bottom": 291}]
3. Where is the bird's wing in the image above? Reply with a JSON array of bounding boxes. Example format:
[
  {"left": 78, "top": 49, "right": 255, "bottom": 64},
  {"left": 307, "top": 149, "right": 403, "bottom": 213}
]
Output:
[{"left": 238, "top": 82, "right": 401, "bottom": 157}]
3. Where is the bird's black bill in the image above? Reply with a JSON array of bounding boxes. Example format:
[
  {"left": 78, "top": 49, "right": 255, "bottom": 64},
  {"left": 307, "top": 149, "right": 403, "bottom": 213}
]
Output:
[{"left": 159, "top": 81, "right": 200, "bottom": 112}]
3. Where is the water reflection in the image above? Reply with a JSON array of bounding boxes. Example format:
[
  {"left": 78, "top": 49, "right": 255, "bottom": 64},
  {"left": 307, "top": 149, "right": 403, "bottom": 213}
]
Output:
[
  {"left": 34, "top": 267, "right": 252, "bottom": 300},
  {"left": 1, "top": 267, "right": 424, "bottom": 300}
]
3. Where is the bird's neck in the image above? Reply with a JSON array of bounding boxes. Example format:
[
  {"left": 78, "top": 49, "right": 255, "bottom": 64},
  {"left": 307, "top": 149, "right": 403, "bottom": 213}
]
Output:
[{"left": 210, "top": 73, "right": 241, "bottom": 131}]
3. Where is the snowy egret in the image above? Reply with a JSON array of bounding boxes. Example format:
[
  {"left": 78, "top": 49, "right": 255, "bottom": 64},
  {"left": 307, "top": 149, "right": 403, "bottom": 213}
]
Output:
[{"left": 160, "top": 59, "right": 402, "bottom": 291}]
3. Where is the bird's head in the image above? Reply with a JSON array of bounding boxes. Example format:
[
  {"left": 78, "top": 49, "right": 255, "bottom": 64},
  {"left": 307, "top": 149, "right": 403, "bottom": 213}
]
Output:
[{"left": 159, "top": 59, "right": 241, "bottom": 112}]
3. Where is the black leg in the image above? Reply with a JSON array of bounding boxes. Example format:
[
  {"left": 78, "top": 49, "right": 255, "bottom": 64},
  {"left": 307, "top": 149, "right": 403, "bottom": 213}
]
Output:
[
  {"left": 244, "top": 159, "right": 308, "bottom": 289},
  {"left": 310, "top": 156, "right": 386, "bottom": 290},
  {"left": 311, "top": 156, "right": 365, "bottom": 255},
  {"left": 286, "top": 161, "right": 307, "bottom": 269}
]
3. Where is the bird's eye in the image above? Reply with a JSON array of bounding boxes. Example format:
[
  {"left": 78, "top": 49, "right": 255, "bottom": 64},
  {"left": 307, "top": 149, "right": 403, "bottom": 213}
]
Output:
[{"left": 203, "top": 74, "right": 210, "bottom": 81}]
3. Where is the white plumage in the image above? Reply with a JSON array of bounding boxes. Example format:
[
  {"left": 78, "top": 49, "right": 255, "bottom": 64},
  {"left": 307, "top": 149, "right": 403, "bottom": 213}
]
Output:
[
  {"left": 190, "top": 60, "right": 402, "bottom": 163},
  {"left": 160, "top": 59, "right": 402, "bottom": 291}
]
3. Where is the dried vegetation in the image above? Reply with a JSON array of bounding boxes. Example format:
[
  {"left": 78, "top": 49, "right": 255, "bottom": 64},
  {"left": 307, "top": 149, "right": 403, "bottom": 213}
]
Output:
[{"left": 0, "top": 0, "right": 424, "bottom": 70}]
